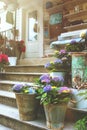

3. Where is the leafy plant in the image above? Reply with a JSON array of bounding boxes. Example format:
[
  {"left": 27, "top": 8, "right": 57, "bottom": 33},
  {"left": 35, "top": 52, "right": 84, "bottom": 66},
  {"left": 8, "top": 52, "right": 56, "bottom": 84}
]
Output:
[
  {"left": 74, "top": 116, "right": 87, "bottom": 130},
  {"left": 65, "top": 39, "right": 85, "bottom": 52},
  {"left": 12, "top": 83, "right": 36, "bottom": 94},
  {"left": 35, "top": 73, "right": 72, "bottom": 105},
  {"left": 44, "top": 49, "right": 71, "bottom": 72}
]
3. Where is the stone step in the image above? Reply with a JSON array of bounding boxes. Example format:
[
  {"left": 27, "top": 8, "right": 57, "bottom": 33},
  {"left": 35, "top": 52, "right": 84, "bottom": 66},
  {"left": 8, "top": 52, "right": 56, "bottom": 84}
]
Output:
[
  {"left": 0, "top": 125, "right": 13, "bottom": 130},
  {"left": 0, "top": 104, "right": 74, "bottom": 130},
  {"left": 5, "top": 65, "right": 48, "bottom": 73},
  {"left": 17, "top": 57, "right": 55, "bottom": 66},
  {"left": 0, "top": 90, "right": 17, "bottom": 107},
  {"left": 0, "top": 80, "right": 34, "bottom": 91},
  {"left": 0, "top": 72, "right": 45, "bottom": 82},
  {"left": 0, "top": 104, "right": 48, "bottom": 130}
]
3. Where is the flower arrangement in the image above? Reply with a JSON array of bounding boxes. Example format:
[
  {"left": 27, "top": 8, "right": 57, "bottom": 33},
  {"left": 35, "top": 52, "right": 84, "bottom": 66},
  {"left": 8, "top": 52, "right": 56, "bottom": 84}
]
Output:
[
  {"left": 35, "top": 73, "right": 72, "bottom": 105},
  {"left": 12, "top": 83, "right": 36, "bottom": 94},
  {"left": 65, "top": 39, "right": 85, "bottom": 52},
  {"left": 0, "top": 54, "right": 9, "bottom": 69},
  {"left": 44, "top": 49, "right": 71, "bottom": 72}
]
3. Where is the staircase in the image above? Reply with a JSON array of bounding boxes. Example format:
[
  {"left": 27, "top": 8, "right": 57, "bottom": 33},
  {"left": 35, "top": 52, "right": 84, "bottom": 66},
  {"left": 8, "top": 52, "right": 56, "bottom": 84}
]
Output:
[{"left": 0, "top": 57, "right": 75, "bottom": 130}]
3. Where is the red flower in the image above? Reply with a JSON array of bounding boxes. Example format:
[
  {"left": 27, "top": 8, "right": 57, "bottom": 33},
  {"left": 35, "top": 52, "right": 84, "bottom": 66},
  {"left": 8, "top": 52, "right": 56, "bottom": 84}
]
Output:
[{"left": 0, "top": 54, "right": 9, "bottom": 64}]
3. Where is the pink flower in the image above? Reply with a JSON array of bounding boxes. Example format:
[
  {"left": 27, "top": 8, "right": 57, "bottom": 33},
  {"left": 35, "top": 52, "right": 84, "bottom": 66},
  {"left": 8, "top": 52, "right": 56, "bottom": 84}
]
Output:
[{"left": 58, "top": 86, "right": 71, "bottom": 93}]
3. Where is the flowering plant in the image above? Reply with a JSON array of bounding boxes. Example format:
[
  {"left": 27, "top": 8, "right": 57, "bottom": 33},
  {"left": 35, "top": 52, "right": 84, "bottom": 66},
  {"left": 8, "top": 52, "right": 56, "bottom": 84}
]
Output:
[
  {"left": 12, "top": 83, "right": 36, "bottom": 94},
  {"left": 0, "top": 54, "right": 9, "bottom": 68},
  {"left": 44, "top": 49, "right": 71, "bottom": 72},
  {"left": 35, "top": 74, "right": 72, "bottom": 105},
  {"left": 80, "top": 30, "right": 87, "bottom": 49},
  {"left": 17, "top": 40, "right": 26, "bottom": 53},
  {"left": 65, "top": 39, "right": 85, "bottom": 52}
]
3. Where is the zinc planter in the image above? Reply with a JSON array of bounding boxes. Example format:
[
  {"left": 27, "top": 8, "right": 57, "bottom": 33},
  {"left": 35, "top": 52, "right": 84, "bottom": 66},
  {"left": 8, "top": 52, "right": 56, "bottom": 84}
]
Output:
[
  {"left": 15, "top": 93, "right": 39, "bottom": 121},
  {"left": 44, "top": 103, "right": 68, "bottom": 130}
]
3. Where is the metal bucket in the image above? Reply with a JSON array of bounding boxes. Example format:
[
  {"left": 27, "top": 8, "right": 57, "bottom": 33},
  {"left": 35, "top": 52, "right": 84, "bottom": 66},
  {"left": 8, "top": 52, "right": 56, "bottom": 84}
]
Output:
[{"left": 15, "top": 93, "right": 39, "bottom": 121}]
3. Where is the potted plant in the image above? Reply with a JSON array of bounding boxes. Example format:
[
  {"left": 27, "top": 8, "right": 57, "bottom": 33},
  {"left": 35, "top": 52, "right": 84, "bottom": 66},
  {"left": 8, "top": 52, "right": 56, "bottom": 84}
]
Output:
[
  {"left": 44, "top": 49, "right": 71, "bottom": 85},
  {"left": 65, "top": 39, "right": 85, "bottom": 52},
  {"left": 5, "top": 40, "right": 18, "bottom": 66},
  {"left": 12, "top": 83, "right": 39, "bottom": 121},
  {"left": 0, "top": 54, "right": 9, "bottom": 72},
  {"left": 35, "top": 73, "right": 72, "bottom": 130},
  {"left": 45, "top": 49, "right": 71, "bottom": 72}
]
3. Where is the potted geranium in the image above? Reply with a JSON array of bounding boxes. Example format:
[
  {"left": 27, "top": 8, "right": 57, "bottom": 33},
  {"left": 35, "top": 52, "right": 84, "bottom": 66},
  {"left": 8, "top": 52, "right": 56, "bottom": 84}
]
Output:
[
  {"left": 35, "top": 73, "right": 72, "bottom": 130},
  {"left": 0, "top": 54, "right": 9, "bottom": 72},
  {"left": 12, "top": 83, "right": 39, "bottom": 121},
  {"left": 5, "top": 40, "right": 18, "bottom": 66}
]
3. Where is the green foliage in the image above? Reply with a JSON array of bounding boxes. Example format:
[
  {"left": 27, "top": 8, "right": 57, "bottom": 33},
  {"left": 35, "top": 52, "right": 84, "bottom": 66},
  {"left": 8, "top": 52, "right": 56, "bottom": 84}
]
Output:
[
  {"left": 65, "top": 42, "right": 85, "bottom": 52},
  {"left": 74, "top": 117, "right": 87, "bottom": 130}
]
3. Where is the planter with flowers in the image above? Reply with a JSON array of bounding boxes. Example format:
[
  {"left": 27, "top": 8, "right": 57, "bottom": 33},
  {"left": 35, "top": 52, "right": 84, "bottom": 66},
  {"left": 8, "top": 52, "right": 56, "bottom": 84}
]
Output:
[
  {"left": 0, "top": 54, "right": 9, "bottom": 72},
  {"left": 35, "top": 73, "right": 72, "bottom": 130},
  {"left": 65, "top": 30, "right": 87, "bottom": 52},
  {"left": 12, "top": 83, "right": 39, "bottom": 121},
  {"left": 44, "top": 49, "right": 71, "bottom": 85}
]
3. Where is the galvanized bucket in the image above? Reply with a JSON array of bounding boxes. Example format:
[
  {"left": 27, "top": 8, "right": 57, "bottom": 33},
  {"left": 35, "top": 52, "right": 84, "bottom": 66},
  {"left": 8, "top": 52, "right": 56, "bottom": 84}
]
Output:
[
  {"left": 15, "top": 93, "right": 39, "bottom": 121},
  {"left": 44, "top": 104, "right": 67, "bottom": 130}
]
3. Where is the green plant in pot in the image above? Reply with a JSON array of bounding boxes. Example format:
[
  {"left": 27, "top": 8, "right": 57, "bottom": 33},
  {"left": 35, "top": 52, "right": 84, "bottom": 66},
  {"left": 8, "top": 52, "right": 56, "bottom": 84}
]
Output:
[
  {"left": 44, "top": 49, "right": 71, "bottom": 72},
  {"left": 35, "top": 73, "right": 72, "bottom": 130},
  {"left": 74, "top": 116, "right": 87, "bottom": 130},
  {"left": 12, "top": 83, "right": 39, "bottom": 121},
  {"left": 44, "top": 49, "right": 71, "bottom": 86},
  {"left": 65, "top": 39, "right": 85, "bottom": 52}
]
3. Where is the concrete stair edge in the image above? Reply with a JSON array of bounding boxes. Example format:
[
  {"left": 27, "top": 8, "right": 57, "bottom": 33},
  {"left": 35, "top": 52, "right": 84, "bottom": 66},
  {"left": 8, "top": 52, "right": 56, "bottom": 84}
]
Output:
[{"left": 0, "top": 104, "right": 47, "bottom": 130}]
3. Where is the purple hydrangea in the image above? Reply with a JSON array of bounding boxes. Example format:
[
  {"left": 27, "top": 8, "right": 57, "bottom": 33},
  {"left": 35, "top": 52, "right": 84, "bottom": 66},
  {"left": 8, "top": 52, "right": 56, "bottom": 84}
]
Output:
[
  {"left": 44, "top": 62, "right": 51, "bottom": 68},
  {"left": 52, "top": 75, "right": 64, "bottom": 82},
  {"left": 12, "top": 84, "right": 23, "bottom": 92},
  {"left": 43, "top": 85, "right": 52, "bottom": 92},
  {"left": 40, "top": 74, "right": 51, "bottom": 83},
  {"left": 58, "top": 86, "right": 70, "bottom": 93},
  {"left": 70, "top": 39, "right": 77, "bottom": 44},
  {"left": 54, "top": 59, "right": 62, "bottom": 64},
  {"left": 59, "top": 49, "right": 66, "bottom": 54}
]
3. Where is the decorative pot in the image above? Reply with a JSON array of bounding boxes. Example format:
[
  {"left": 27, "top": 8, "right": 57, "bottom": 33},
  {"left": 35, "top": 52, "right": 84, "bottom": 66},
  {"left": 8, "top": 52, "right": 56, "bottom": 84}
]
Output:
[
  {"left": 44, "top": 103, "right": 68, "bottom": 130},
  {"left": 8, "top": 57, "right": 17, "bottom": 66},
  {"left": 15, "top": 93, "right": 39, "bottom": 121}
]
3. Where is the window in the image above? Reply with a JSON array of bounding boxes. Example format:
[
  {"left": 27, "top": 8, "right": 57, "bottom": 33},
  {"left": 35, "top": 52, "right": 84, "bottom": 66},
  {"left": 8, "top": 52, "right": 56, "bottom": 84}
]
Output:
[{"left": 28, "top": 11, "right": 38, "bottom": 41}]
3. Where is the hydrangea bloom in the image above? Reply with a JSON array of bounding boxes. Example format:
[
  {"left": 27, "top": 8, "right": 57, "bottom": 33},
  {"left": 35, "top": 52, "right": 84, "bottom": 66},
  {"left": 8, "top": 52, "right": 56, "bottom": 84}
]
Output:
[
  {"left": 54, "top": 59, "right": 62, "bottom": 64},
  {"left": 12, "top": 84, "right": 24, "bottom": 93},
  {"left": 59, "top": 49, "right": 66, "bottom": 54},
  {"left": 70, "top": 39, "right": 77, "bottom": 44},
  {"left": 58, "top": 86, "right": 71, "bottom": 93},
  {"left": 52, "top": 76, "right": 64, "bottom": 82},
  {"left": 44, "top": 62, "right": 51, "bottom": 68},
  {"left": 40, "top": 74, "right": 51, "bottom": 83},
  {"left": 43, "top": 85, "right": 52, "bottom": 92}
]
